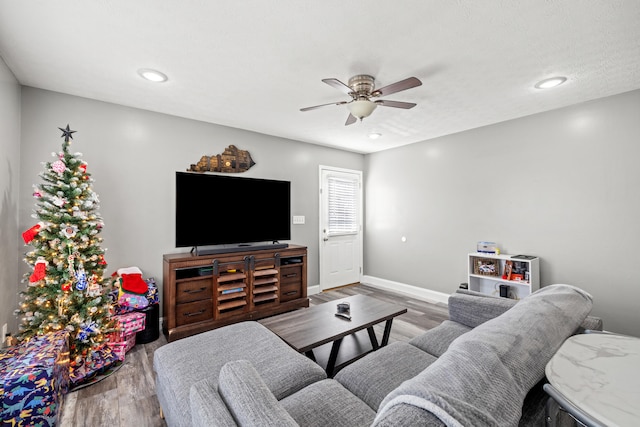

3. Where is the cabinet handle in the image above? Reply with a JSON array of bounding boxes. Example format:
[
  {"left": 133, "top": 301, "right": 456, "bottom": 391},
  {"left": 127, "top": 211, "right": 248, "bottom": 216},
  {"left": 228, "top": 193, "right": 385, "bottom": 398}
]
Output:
[
  {"left": 284, "top": 291, "right": 298, "bottom": 296},
  {"left": 184, "top": 310, "right": 205, "bottom": 317},
  {"left": 184, "top": 287, "right": 206, "bottom": 294},
  {"left": 283, "top": 273, "right": 298, "bottom": 278}
]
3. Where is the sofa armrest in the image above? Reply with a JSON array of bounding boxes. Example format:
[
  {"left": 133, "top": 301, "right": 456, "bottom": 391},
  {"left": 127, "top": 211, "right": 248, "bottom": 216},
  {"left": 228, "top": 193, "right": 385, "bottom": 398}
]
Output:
[
  {"left": 578, "top": 315, "right": 603, "bottom": 332},
  {"left": 453, "top": 289, "right": 603, "bottom": 333},
  {"left": 190, "top": 378, "right": 238, "bottom": 427},
  {"left": 218, "top": 360, "right": 298, "bottom": 427},
  {"left": 448, "top": 290, "right": 517, "bottom": 328}
]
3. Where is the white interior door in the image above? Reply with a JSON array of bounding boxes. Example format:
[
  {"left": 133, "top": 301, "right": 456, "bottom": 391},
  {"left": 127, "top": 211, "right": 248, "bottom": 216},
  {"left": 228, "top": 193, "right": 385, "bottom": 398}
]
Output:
[{"left": 319, "top": 166, "right": 363, "bottom": 291}]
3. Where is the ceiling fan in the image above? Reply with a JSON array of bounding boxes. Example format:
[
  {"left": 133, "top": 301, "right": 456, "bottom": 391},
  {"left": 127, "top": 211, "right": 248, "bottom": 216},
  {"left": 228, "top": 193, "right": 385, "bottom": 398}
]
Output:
[{"left": 300, "top": 74, "right": 422, "bottom": 125}]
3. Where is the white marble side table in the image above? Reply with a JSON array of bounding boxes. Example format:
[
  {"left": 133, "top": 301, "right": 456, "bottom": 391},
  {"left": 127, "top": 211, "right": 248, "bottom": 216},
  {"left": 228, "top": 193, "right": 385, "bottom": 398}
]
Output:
[{"left": 544, "top": 333, "right": 640, "bottom": 427}]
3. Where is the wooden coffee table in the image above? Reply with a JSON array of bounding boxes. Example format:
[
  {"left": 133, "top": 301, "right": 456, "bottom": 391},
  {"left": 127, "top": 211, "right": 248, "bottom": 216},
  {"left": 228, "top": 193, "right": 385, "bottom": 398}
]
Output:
[{"left": 259, "top": 294, "right": 407, "bottom": 376}]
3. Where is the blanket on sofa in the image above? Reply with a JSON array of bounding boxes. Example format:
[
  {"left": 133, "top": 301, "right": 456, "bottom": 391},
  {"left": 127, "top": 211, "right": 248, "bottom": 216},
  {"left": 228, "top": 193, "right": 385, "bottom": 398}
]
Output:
[{"left": 374, "top": 284, "right": 593, "bottom": 427}]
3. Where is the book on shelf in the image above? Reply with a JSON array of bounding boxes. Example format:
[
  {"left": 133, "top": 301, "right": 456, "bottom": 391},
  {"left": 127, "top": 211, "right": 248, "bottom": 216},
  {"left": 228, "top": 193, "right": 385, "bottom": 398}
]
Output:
[
  {"left": 511, "top": 255, "right": 536, "bottom": 260},
  {"left": 221, "top": 287, "right": 244, "bottom": 295},
  {"left": 503, "top": 260, "right": 513, "bottom": 281}
]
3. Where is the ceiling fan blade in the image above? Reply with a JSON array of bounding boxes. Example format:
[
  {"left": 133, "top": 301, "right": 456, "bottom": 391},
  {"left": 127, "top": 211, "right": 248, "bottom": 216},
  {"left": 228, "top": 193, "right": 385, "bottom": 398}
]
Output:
[
  {"left": 300, "top": 101, "right": 348, "bottom": 112},
  {"left": 345, "top": 114, "right": 357, "bottom": 126},
  {"left": 322, "top": 78, "right": 353, "bottom": 95},
  {"left": 375, "top": 100, "right": 417, "bottom": 109},
  {"left": 373, "top": 77, "right": 422, "bottom": 97}
]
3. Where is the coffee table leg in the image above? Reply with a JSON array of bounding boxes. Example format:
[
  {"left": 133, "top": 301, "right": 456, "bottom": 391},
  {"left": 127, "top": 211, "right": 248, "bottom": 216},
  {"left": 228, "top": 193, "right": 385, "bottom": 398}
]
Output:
[
  {"left": 326, "top": 337, "right": 343, "bottom": 377},
  {"left": 305, "top": 350, "right": 316, "bottom": 362},
  {"left": 381, "top": 319, "right": 394, "bottom": 346},
  {"left": 367, "top": 327, "right": 380, "bottom": 350}
]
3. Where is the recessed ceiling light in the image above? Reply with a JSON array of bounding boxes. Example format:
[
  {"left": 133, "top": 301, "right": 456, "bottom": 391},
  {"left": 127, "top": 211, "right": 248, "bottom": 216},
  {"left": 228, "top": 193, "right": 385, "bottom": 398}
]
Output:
[
  {"left": 534, "top": 76, "right": 567, "bottom": 89},
  {"left": 368, "top": 132, "right": 382, "bottom": 140},
  {"left": 138, "top": 68, "right": 168, "bottom": 83}
]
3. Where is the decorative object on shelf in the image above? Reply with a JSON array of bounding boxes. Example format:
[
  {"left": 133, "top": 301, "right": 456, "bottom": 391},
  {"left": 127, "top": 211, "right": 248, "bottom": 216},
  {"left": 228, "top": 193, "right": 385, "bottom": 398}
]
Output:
[
  {"left": 477, "top": 241, "right": 499, "bottom": 254},
  {"left": 188, "top": 144, "right": 255, "bottom": 173},
  {"left": 474, "top": 258, "right": 500, "bottom": 276},
  {"left": 502, "top": 260, "right": 513, "bottom": 280}
]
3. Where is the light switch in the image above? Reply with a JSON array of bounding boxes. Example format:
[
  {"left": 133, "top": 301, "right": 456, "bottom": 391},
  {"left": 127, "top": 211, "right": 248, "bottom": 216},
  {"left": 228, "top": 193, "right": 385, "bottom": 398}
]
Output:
[{"left": 292, "top": 215, "right": 305, "bottom": 225}]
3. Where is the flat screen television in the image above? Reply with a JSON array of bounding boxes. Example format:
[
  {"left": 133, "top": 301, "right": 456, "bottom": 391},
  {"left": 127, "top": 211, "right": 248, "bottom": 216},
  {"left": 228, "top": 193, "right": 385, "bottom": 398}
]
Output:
[{"left": 175, "top": 172, "right": 291, "bottom": 254}]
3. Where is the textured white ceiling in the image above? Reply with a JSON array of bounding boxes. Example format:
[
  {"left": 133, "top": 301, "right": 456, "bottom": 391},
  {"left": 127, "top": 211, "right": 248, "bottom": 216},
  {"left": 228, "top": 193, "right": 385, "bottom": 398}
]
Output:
[{"left": 1, "top": 1, "right": 639, "bottom": 153}]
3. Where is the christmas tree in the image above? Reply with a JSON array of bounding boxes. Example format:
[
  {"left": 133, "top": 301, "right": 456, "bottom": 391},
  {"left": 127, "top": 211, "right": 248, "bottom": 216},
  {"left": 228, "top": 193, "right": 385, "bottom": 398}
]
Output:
[{"left": 16, "top": 125, "right": 116, "bottom": 373}]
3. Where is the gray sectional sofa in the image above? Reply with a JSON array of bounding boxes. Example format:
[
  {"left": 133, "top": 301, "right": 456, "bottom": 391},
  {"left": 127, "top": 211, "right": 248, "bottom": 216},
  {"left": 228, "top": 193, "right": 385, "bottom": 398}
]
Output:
[{"left": 153, "top": 284, "right": 602, "bottom": 426}]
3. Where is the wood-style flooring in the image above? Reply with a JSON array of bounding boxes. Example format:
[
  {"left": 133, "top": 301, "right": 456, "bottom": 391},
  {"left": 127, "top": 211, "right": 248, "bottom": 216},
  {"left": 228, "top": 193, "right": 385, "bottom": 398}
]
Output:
[{"left": 58, "top": 283, "right": 449, "bottom": 427}]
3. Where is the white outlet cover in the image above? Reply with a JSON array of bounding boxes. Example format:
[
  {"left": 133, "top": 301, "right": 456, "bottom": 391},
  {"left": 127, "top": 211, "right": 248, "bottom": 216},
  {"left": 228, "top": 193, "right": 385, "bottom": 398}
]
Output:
[{"left": 292, "top": 215, "right": 305, "bottom": 225}]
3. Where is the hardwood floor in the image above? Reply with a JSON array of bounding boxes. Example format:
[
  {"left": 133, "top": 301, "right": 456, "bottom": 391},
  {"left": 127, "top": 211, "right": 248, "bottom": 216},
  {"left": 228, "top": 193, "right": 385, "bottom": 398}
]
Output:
[{"left": 58, "top": 283, "right": 449, "bottom": 427}]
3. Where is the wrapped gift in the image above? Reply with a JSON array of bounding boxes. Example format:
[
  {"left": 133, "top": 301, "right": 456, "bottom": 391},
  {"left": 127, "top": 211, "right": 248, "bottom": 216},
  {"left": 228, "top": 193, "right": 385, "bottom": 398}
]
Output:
[
  {"left": 106, "top": 332, "right": 137, "bottom": 361},
  {"left": 145, "top": 277, "right": 159, "bottom": 305},
  {"left": 0, "top": 331, "right": 70, "bottom": 426},
  {"left": 106, "top": 339, "right": 126, "bottom": 362},
  {"left": 69, "top": 345, "right": 119, "bottom": 386},
  {"left": 114, "top": 311, "right": 146, "bottom": 335}
]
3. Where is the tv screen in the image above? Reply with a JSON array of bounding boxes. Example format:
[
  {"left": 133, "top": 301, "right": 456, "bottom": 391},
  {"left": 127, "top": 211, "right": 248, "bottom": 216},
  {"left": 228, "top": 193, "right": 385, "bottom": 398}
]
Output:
[{"left": 175, "top": 172, "right": 291, "bottom": 249}]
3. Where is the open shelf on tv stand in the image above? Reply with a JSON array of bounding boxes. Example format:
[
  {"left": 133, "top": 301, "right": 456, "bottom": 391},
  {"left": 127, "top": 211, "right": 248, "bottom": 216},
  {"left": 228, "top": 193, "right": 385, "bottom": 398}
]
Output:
[
  {"left": 163, "top": 244, "right": 308, "bottom": 342},
  {"left": 192, "top": 242, "right": 289, "bottom": 256}
]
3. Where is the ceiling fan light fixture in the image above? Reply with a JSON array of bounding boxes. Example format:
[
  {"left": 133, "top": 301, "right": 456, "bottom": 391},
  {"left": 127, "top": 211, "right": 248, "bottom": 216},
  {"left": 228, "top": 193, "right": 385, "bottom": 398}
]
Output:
[
  {"left": 534, "top": 76, "right": 566, "bottom": 89},
  {"left": 347, "top": 100, "right": 377, "bottom": 120}
]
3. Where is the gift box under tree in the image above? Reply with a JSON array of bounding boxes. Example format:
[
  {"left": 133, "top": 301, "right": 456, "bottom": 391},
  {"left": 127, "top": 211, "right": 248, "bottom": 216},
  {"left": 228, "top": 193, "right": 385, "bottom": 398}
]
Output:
[
  {"left": 114, "top": 311, "right": 146, "bottom": 335},
  {"left": 106, "top": 311, "right": 146, "bottom": 361},
  {"left": 0, "top": 331, "right": 70, "bottom": 426}
]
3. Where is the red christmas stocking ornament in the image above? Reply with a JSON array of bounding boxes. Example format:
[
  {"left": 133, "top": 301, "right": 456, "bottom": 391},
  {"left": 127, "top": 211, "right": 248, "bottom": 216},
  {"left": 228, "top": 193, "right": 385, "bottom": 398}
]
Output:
[
  {"left": 22, "top": 223, "right": 43, "bottom": 244},
  {"left": 120, "top": 273, "right": 148, "bottom": 294},
  {"left": 30, "top": 257, "right": 48, "bottom": 283}
]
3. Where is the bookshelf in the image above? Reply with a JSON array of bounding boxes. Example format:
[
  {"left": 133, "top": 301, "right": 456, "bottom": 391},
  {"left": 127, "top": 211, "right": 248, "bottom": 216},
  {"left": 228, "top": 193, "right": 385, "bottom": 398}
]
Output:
[{"left": 468, "top": 253, "right": 540, "bottom": 299}]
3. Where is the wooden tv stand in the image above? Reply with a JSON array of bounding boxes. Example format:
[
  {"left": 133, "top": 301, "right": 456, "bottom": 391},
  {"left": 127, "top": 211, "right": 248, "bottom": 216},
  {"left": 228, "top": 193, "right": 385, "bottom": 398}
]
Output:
[{"left": 162, "top": 244, "right": 309, "bottom": 342}]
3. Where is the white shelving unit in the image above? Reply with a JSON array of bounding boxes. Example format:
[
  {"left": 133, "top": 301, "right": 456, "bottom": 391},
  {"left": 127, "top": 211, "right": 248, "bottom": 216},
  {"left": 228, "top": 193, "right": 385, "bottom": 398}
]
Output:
[{"left": 467, "top": 253, "right": 540, "bottom": 299}]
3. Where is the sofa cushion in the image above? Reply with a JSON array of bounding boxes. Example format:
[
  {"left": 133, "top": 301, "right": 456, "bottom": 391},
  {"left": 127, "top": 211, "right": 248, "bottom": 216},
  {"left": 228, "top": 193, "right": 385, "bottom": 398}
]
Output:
[
  {"left": 334, "top": 342, "right": 438, "bottom": 411},
  {"left": 373, "top": 400, "right": 447, "bottom": 426},
  {"left": 280, "top": 379, "right": 376, "bottom": 427},
  {"left": 376, "top": 285, "right": 594, "bottom": 427},
  {"left": 447, "top": 291, "right": 516, "bottom": 328},
  {"left": 154, "top": 321, "right": 326, "bottom": 427},
  {"left": 218, "top": 360, "right": 298, "bottom": 426},
  {"left": 408, "top": 320, "right": 471, "bottom": 357}
]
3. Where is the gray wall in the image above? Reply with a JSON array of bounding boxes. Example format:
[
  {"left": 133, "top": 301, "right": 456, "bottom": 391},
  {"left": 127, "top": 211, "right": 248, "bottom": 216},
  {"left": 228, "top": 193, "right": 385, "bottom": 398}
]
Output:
[
  {"left": 11, "top": 85, "right": 640, "bottom": 337},
  {"left": 0, "top": 57, "right": 21, "bottom": 335},
  {"left": 364, "top": 89, "right": 640, "bottom": 336},
  {"left": 19, "top": 87, "right": 364, "bottom": 316}
]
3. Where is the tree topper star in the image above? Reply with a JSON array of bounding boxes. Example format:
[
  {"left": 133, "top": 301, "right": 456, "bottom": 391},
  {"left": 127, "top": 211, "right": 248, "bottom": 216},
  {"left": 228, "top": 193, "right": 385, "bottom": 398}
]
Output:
[{"left": 58, "top": 124, "right": 76, "bottom": 142}]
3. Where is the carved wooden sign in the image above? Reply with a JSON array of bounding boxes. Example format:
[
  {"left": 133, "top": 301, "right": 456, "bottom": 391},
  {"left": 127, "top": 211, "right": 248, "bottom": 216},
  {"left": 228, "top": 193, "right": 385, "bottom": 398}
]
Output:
[{"left": 188, "top": 145, "right": 256, "bottom": 173}]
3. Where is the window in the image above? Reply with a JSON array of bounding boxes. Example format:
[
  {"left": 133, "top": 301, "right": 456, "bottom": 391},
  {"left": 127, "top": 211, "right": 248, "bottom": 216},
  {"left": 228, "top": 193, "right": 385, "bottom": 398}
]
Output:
[{"left": 327, "top": 176, "right": 358, "bottom": 236}]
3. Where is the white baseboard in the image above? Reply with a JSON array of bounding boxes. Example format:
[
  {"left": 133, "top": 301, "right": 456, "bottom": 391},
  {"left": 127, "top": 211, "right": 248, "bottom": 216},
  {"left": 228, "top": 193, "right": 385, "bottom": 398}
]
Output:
[
  {"left": 360, "top": 275, "right": 449, "bottom": 305},
  {"left": 308, "top": 278, "right": 449, "bottom": 304}
]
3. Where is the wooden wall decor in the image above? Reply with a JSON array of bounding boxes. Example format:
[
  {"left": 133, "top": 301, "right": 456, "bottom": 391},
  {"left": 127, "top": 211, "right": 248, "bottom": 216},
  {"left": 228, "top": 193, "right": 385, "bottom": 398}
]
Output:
[{"left": 188, "top": 145, "right": 256, "bottom": 173}]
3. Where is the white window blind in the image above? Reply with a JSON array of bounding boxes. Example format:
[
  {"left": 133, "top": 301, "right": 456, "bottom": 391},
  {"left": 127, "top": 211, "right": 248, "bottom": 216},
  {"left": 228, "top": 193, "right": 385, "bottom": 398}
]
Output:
[{"left": 327, "top": 176, "right": 358, "bottom": 236}]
